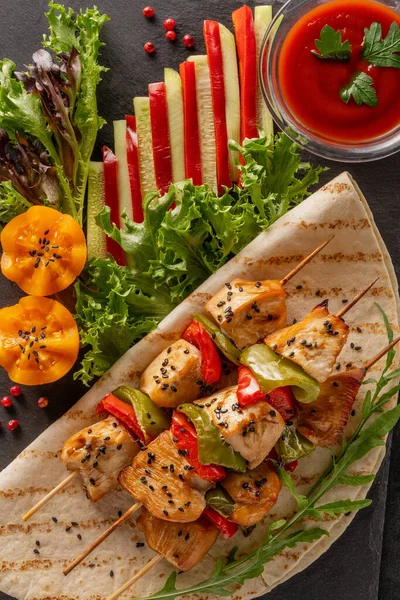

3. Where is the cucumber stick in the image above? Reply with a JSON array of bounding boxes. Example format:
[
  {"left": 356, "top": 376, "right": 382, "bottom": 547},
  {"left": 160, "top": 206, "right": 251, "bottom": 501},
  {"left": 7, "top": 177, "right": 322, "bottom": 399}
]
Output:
[
  {"left": 133, "top": 97, "right": 157, "bottom": 197},
  {"left": 164, "top": 68, "right": 185, "bottom": 183},
  {"left": 218, "top": 23, "right": 241, "bottom": 182},
  {"left": 254, "top": 6, "right": 274, "bottom": 137},
  {"left": 87, "top": 161, "right": 107, "bottom": 260},
  {"left": 113, "top": 120, "right": 133, "bottom": 222},
  {"left": 188, "top": 55, "right": 217, "bottom": 191}
]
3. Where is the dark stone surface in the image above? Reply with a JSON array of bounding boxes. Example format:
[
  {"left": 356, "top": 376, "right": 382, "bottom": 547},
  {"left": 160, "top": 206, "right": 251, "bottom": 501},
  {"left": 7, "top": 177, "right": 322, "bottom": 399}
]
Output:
[{"left": 0, "top": 1, "right": 399, "bottom": 599}]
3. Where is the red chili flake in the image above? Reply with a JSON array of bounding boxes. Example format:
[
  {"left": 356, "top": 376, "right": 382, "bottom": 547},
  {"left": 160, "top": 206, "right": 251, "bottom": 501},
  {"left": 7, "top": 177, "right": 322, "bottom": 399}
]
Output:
[
  {"left": 7, "top": 419, "right": 19, "bottom": 431},
  {"left": 144, "top": 41, "right": 156, "bottom": 54},
  {"left": 10, "top": 385, "right": 21, "bottom": 397},
  {"left": 38, "top": 396, "right": 49, "bottom": 409},
  {"left": 142, "top": 6, "right": 155, "bottom": 18},
  {"left": 183, "top": 34, "right": 195, "bottom": 48},
  {"left": 1, "top": 396, "right": 12, "bottom": 408},
  {"left": 166, "top": 30, "right": 177, "bottom": 41},
  {"left": 163, "top": 18, "right": 176, "bottom": 30}
]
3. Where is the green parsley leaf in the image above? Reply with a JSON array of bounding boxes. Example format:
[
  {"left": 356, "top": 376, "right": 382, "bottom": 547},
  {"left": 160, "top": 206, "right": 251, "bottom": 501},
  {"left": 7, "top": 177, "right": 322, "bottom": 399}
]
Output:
[
  {"left": 340, "top": 72, "right": 378, "bottom": 107},
  {"left": 363, "top": 21, "right": 400, "bottom": 68},
  {"left": 312, "top": 25, "right": 352, "bottom": 60}
]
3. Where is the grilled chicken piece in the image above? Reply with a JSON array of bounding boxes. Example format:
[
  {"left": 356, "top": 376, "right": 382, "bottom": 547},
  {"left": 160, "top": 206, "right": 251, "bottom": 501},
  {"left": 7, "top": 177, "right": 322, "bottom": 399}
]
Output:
[
  {"left": 205, "top": 279, "right": 287, "bottom": 350},
  {"left": 60, "top": 416, "right": 139, "bottom": 502},
  {"left": 137, "top": 508, "right": 219, "bottom": 571},
  {"left": 222, "top": 462, "right": 281, "bottom": 527},
  {"left": 119, "top": 431, "right": 209, "bottom": 522},
  {"left": 297, "top": 368, "right": 364, "bottom": 446},
  {"left": 195, "top": 386, "right": 284, "bottom": 469},
  {"left": 140, "top": 339, "right": 202, "bottom": 408},
  {"left": 265, "top": 301, "right": 349, "bottom": 383}
]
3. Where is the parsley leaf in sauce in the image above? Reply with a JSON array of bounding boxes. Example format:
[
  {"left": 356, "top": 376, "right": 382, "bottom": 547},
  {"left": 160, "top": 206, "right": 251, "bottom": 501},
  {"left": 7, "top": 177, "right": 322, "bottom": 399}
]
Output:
[
  {"left": 363, "top": 21, "right": 400, "bottom": 68},
  {"left": 311, "top": 25, "right": 352, "bottom": 60},
  {"left": 340, "top": 72, "right": 378, "bottom": 107}
]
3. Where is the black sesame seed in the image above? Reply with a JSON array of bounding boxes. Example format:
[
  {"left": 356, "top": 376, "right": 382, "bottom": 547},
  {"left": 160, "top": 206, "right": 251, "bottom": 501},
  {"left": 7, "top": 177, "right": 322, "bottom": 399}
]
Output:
[
  {"left": 163, "top": 510, "right": 169, "bottom": 516},
  {"left": 184, "top": 349, "right": 190, "bottom": 354},
  {"left": 357, "top": 327, "right": 362, "bottom": 333},
  {"left": 269, "top": 410, "right": 276, "bottom": 417},
  {"left": 332, "top": 382, "right": 339, "bottom": 387},
  {"left": 77, "top": 534, "right": 82, "bottom": 541},
  {"left": 255, "top": 281, "right": 261, "bottom": 288},
  {"left": 136, "top": 542, "right": 145, "bottom": 547},
  {"left": 110, "top": 570, "right": 114, "bottom": 578},
  {"left": 35, "top": 540, "right": 40, "bottom": 547},
  {"left": 65, "top": 526, "right": 71, "bottom": 532},
  {"left": 178, "top": 507, "right": 184, "bottom": 512},
  {"left": 342, "top": 299, "right": 348, "bottom": 304},
  {"left": 89, "top": 478, "right": 95, "bottom": 486},
  {"left": 185, "top": 533, "right": 190, "bottom": 541},
  {"left": 296, "top": 285, "right": 303, "bottom": 290},
  {"left": 33, "top": 548, "right": 40, "bottom": 554},
  {"left": 355, "top": 346, "right": 361, "bottom": 351},
  {"left": 52, "top": 517, "right": 58, "bottom": 523},
  {"left": 351, "top": 409, "right": 356, "bottom": 416},
  {"left": 242, "top": 483, "right": 249, "bottom": 489},
  {"left": 350, "top": 343, "right": 355, "bottom": 349}
]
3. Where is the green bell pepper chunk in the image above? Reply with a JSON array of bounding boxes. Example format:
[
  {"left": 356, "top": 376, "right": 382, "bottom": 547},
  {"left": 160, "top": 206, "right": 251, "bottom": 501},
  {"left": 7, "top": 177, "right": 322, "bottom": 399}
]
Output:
[
  {"left": 275, "top": 425, "right": 315, "bottom": 463},
  {"left": 193, "top": 313, "right": 241, "bottom": 366},
  {"left": 113, "top": 385, "right": 170, "bottom": 443},
  {"left": 177, "top": 403, "right": 247, "bottom": 473},
  {"left": 240, "top": 344, "right": 320, "bottom": 403},
  {"left": 205, "top": 487, "right": 235, "bottom": 517}
]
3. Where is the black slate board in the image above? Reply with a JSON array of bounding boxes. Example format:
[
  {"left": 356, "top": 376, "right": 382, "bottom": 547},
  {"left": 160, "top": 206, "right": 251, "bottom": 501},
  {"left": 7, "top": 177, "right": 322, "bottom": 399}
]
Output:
[{"left": 0, "top": 1, "right": 399, "bottom": 599}]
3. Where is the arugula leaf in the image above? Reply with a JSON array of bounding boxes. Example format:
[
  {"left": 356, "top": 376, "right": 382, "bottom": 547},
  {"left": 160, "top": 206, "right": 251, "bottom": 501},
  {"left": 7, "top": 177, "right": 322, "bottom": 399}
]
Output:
[
  {"left": 340, "top": 72, "right": 378, "bottom": 107},
  {"left": 312, "top": 25, "right": 352, "bottom": 60},
  {"left": 311, "top": 499, "right": 372, "bottom": 518},
  {"left": 363, "top": 21, "right": 400, "bottom": 68},
  {"left": 76, "top": 134, "right": 325, "bottom": 383},
  {"left": 277, "top": 467, "right": 307, "bottom": 510}
]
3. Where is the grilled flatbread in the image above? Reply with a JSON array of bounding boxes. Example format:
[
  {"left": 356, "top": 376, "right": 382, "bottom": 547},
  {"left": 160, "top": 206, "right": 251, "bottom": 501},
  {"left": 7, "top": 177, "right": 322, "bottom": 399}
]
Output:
[{"left": 0, "top": 172, "right": 398, "bottom": 600}]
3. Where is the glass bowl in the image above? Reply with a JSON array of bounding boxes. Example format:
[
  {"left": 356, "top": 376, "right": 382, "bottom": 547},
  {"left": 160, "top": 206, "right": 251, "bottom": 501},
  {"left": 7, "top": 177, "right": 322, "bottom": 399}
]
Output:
[{"left": 259, "top": 0, "right": 400, "bottom": 163}]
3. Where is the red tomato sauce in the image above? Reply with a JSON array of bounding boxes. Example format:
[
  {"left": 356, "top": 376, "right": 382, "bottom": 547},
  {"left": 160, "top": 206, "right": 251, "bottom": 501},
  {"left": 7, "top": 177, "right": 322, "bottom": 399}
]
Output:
[{"left": 279, "top": 0, "right": 400, "bottom": 143}]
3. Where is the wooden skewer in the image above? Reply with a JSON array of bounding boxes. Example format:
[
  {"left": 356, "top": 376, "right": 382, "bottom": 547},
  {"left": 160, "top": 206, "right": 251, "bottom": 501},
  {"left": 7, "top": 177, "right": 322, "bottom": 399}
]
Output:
[
  {"left": 22, "top": 471, "right": 78, "bottom": 522},
  {"left": 63, "top": 502, "right": 142, "bottom": 576},
  {"left": 364, "top": 336, "right": 400, "bottom": 371},
  {"left": 106, "top": 554, "right": 164, "bottom": 600},
  {"left": 280, "top": 236, "right": 335, "bottom": 286},
  {"left": 336, "top": 277, "right": 380, "bottom": 319}
]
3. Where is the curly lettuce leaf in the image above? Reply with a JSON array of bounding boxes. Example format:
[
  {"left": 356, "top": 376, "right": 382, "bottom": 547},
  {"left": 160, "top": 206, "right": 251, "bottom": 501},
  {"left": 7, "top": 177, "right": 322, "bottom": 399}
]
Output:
[
  {"left": 0, "top": 181, "right": 31, "bottom": 229},
  {"left": 74, "top": 257, "right": 176, "bottom": 385}
]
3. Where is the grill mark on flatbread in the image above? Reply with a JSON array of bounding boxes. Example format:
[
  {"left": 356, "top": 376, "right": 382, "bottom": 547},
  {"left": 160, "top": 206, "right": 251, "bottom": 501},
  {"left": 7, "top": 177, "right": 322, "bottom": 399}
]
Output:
[
  {"left": 1, "top": 558, "right": 52, "bottom": 573},
  {"left": 297, "top": 218, "right": 371, "bottom": 230},
  {"left": 243, "top": 251, "right": 382, "bottom": 268},
  {"left": 0, "top": 516, "right": 125, "bottom": 536},
  {"left": 321, "top": 182, "right": 352, "bottom": 194},
  {"left": 0, "top": 485, "right": 82, "bottom": 499},
  {"left": 287, "top": 287, "right": 392, "bottom": 302},
  {"left": 17, "top": 449, "right": 63, "bottom": 461}
]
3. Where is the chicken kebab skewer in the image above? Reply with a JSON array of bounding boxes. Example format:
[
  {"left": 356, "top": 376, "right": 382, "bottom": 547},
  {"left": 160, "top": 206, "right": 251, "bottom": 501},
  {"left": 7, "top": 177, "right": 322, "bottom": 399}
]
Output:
[
  {"left": 64, "top": 278, "right": 379, "bottom": 575},
  {"left": 106, "top": 334, "right": 400, "bottom": 600},
  {"left": 23, "top": 239, "right": 332, "bottom": 523}
]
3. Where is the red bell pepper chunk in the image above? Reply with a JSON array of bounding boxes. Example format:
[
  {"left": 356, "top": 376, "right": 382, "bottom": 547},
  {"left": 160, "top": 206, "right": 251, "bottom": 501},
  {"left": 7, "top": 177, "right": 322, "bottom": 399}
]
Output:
[
  {"left": 182, "top": 320, "right": 222, "bottom": 385},
  {"left": 232, "top": 6, "right": 258, "bottom": 141},
  {"left": 125, "top": 116, "right": 144, "bottom": 223},
  {"left": 97, "top": 393, "right": 144, "bottom": 444},
  {"left": 266, "top": 448, "right": 298, "bottom": 473},
  {"left": 102, "top": 146, "right": 125, "bottom": 266},
  {"left": 203, "top": 507, "right": 238, "bottom": 539},
  {"left": 149, "top": 82, "right": 173, "bottom": 195},
  {"left": 179, "top": 61, "right": 202, "bottom": 186},
  {"left": 203, "top": 21, "right": 232, "bottom": 193},
  {"left": 237, "top": 366, "right": 267, "bottom": 406},
  {"left": 171, "top": 412, "right": 226, "bottom": 483},
  {"left": 268, "top": 387, "right": 296, "bottom": 422}
]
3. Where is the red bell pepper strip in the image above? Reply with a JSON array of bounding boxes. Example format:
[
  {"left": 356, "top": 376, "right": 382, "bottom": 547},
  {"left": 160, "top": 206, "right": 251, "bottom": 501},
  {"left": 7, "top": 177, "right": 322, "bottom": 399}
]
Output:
[
  {"left": 237, "top": 366, "right": 267, "bottom": 406},
  {"left": 102, "top": 146, "right": 125, "bottom": 266},
  {"left": 268, "top": 387, "right": 296, "bottom": 422},
  {"left": 182, "top": 320, "right": 222, "bottom": 385},
  {"left": 203, "top": 20, "right": 232, "bottom": 193},
  {"left": 149, "top": 82, "right": 173, "bottom": 195},
  {"left": 97, "top": 393, "right": 144, "bottom": 444},
  {"left": 232, "top": 6, "right": 259, "bottom": 141},
  {"left": 267, "top": 448, "right": 298, "bottom": 473},
  {"left": 203, "top": 507, "right": 238, "bottom": 539},
  {"left": 125, "top": 116, "right": 144, "bottom": 223},
  {"left": 179, "top": 61, "right": 202, "bottom": 186},
  {"left": 171, "top": 412, "right": 226, "bottom": 483}
]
